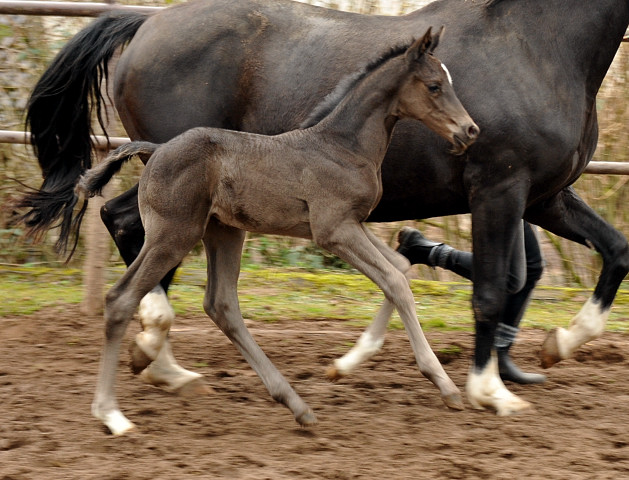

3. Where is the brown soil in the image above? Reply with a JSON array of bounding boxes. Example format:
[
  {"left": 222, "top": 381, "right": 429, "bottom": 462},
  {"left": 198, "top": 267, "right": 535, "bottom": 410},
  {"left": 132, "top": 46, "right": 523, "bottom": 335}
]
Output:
[{"left": 1, "top": 305, "right": 628, "bottom": 479}]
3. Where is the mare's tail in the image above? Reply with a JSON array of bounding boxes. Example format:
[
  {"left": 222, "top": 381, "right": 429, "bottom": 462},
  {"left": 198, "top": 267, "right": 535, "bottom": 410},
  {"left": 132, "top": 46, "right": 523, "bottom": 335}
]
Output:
[
  {"left": 76, "top": 142, "right": 158, "bottom": 198},
  {"left": 16, "top": 11, "right": 149, "bottom": 258}
]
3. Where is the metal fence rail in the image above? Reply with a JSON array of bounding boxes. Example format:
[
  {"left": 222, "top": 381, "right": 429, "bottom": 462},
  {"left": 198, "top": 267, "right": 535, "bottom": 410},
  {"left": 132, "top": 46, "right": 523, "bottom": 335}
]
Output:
[
  {"left": 3, "top": 130, "right": 629, "bottom": 175},
  {"left": 0, "top": 1, "right": 161, "bottom": 16},
  {"left": 0, "top": 130, "right": 129, "bottom": 149}
]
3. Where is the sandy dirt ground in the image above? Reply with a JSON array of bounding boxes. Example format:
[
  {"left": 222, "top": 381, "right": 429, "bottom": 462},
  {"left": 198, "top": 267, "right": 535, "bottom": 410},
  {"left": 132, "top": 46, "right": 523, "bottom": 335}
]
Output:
[{"left": 1, "top": 304, "right": 629, "bottom": 479}]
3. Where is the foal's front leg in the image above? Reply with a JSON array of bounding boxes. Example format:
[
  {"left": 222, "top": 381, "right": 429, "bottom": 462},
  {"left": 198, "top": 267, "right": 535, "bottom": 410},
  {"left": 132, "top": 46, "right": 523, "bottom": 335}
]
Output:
[
  {"left": 316, "top": 221, "right": 463, "bottom": 410},
  {"left": 202, "top": 221, "right": 317, "bottom": 426}
]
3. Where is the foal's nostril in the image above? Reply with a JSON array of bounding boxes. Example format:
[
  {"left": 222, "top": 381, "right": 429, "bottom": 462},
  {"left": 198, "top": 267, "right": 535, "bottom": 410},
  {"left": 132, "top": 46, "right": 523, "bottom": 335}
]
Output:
[{"left": 467, "top": 124, "right": 480, "bottom": 139}]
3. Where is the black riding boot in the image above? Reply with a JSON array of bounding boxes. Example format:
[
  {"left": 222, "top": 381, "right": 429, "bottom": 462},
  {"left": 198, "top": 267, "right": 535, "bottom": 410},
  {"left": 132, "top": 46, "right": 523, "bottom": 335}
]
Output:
[
  {"left": 495, "top": 323, "right": 546, "bottom": 384},
  {"left": 396, "top": 227, "right": 470, "bottom": 279}
]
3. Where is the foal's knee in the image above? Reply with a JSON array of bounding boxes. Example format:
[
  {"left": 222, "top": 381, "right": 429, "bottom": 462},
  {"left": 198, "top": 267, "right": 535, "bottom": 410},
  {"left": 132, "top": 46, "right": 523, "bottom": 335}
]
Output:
[
  {"left": 605, "top": 233, "right": 629, "bottom": 275},
  {"left": 391, "top": 251, "right": 412, "bottom": 275}
]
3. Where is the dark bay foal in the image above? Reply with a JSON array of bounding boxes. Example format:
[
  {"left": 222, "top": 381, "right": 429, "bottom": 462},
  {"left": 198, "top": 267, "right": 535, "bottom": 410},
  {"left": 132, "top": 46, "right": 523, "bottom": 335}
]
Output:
[{"left": 78, "top": 28, "right": 479, "bottom": 435}]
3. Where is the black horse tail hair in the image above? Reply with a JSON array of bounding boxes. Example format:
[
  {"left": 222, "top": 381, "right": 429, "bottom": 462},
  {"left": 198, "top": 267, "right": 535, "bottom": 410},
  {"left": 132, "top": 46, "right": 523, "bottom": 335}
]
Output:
[
  {"left": 16, "top": 10, "right": 149, "bottom": 258},
  {"left": 76, "top": 142, "right": 158, "bottom": 198}
]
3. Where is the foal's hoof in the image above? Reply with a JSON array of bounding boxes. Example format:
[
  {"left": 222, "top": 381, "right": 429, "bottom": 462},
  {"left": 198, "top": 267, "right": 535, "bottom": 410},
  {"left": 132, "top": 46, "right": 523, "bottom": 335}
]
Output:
[
  {"left": 540, "top": 328, "right": 562, "bottom": 369},
  {"left": 94, "top": 409, "right": 136, "bottom": 437},
  {"left": 326, "top": 365, "right": 344, "bottom": 382},
  {"left": 296, "top": 409, "right": 318, "bottom": 427},
  {"left": 175, "top": 378, "right": 215, "bottom": 397},
  {"left": 129, "top": 339, "right": 153, "bottom": 375},
  {"left": 441, "top": 392, "right": 465, "bottom": 411}
]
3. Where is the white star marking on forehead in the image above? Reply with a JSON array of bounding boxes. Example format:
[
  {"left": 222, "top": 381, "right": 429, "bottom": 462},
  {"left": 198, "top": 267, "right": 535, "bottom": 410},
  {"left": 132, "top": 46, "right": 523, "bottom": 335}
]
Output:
[{"left": 441, "top": 62, "right": 453, "bottom": 86}]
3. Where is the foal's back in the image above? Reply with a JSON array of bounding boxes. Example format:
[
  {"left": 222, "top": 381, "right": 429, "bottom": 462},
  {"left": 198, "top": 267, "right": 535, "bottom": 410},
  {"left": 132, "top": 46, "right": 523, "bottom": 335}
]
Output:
[{"left": 140, "top": 125, "right": 380, "bottom": 239}]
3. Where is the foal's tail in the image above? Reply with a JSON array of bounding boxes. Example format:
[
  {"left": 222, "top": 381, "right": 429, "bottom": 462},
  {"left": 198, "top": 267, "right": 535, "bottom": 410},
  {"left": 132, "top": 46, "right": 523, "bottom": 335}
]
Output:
[
  {"left": 16, "top": 11, "right": 149, "bottom": 258},
  {"left": 76, "top": 142, "right": 158, "bottom": 198}
]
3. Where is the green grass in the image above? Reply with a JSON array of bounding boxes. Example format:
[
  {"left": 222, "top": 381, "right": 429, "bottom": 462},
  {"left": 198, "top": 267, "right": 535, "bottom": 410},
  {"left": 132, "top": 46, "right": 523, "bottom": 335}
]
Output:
[
  {"left": 1, "top": 263, "right": 628, "bottom": 333},
  {"left": 0, "top": 265, "right": 84, "bottom": 315}
]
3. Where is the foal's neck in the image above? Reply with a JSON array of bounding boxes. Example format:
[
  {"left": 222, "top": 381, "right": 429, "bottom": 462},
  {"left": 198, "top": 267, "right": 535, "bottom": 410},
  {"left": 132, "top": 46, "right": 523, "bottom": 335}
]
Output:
[{"left": 314, "top": 54, "right": 408, "bottom": 163}]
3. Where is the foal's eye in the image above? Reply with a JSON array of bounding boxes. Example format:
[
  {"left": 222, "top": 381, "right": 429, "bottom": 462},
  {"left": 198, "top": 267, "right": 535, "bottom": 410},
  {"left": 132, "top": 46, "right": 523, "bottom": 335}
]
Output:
[{"left": 428, "top": 84, "right": 441, "bottom": 94}]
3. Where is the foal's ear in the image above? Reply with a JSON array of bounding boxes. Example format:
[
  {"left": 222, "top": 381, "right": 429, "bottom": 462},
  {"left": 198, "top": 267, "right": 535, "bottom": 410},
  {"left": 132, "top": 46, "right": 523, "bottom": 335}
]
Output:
[{"left": 406, "top": 25, "right": 444, "bottom": 62}]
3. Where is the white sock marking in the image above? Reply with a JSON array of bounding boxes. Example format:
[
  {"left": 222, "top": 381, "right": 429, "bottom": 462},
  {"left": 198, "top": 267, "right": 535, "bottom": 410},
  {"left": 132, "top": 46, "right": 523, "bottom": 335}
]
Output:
[
  {"left": 555, "top": 297, "right": 610, "bottom": 359},
  {"left": 137, "top": 289, "right": 175, "bottom": 360},
  {"left": 466, "top": 353, "right": 531, "bottom": 416},
  {"left": 334, "top": 331, "right": 384, "bottom": 375}
]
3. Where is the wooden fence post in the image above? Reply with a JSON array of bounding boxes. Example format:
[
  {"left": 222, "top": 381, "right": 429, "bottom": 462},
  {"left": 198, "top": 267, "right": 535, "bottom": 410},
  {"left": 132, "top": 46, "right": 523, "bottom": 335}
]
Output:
[
  {"left": 80, "top": 172, "right": 110, "bottom": 316},
  {"left": 81, "top": 1, "right": 116, "bottom": 316}
]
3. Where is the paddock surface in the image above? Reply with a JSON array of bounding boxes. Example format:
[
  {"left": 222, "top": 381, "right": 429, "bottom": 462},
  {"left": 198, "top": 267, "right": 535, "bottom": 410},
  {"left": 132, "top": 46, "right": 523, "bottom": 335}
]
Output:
[{"left": 1, "top": 304, "right": 628, "bottom": 479}]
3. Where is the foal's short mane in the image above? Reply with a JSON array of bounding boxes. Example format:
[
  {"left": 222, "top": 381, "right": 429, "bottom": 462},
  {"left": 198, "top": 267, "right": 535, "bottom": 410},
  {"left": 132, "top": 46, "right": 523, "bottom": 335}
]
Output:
[{"left": 300, "top": 40, "right": 415, "bottom": 129}]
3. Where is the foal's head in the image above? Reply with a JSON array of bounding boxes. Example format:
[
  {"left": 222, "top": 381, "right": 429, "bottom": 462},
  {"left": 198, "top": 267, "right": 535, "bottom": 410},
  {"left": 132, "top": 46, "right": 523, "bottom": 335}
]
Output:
[{"left": 396, "top": 27, "right": 479, "bottom": 155}]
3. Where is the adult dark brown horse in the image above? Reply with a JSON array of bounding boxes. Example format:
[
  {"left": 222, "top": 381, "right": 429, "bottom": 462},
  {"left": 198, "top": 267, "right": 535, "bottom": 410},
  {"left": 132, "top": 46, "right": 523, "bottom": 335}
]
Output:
[{"left": 21, "top": 0, "right": 629, "bottom": 415}]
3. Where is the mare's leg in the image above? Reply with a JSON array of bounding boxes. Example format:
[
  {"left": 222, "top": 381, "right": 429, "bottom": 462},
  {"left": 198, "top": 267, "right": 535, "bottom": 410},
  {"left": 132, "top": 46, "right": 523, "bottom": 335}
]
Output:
[
  {"left": 328, "top": 226, "right": 407, "bottom": 379},
  {"left": 315, "top": 221, "right": 462, "bottom": 410},
  {"left": 92, "top": 235, "right": 195, "bottom": 435},
  {"left": 466, "top": 191, "right": 532, "bottom": 415},
  {"left": 101, "top": 185, "right": 202, "bottom": 392},
  {"left": 526, "top": 187, "right": 629, "bottom": 367},
  {"left": 202, "top": 221, "right": 316, "bottom": 426},
  {"left": 328, "top": 301, "right": 394, "bottom": 379}
]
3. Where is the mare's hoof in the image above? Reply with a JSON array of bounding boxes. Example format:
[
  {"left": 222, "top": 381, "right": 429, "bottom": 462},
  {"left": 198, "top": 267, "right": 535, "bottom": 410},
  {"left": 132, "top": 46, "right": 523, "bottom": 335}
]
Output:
[
  {"left": 326, "top": 365, "right": 344, "bottom": 382},
  {"left": 296, "top": 409, "right": 318, "bottom": 427},
  {"left": 495, "top": 397, "right": 533, "bottom": 417},
  {"left": 468, "top": 392, "right": 532, "bottom": 416},
  {"left": 540, "top": 328, "right": 562, "bottom": 369},
  {"left": 175, "top": 378, "right": 215, "bottom": 397},
  {"left": 129, "top": 339, "right": 152, "bottom": 375},
  {"left": 441, "top": 392, "right": 465, "bottom": 411}
]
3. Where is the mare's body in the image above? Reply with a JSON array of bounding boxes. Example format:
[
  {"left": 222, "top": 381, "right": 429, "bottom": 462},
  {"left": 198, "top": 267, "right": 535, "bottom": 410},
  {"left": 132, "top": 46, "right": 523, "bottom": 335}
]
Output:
[{"left": 23, "top": 0, "right": 629, "bottom": 414}]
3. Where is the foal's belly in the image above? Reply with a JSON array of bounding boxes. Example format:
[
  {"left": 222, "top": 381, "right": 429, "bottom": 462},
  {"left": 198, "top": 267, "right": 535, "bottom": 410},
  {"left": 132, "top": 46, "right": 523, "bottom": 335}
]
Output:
[{"left": 211, "top": 196, "right": 314, "bottom": 240}]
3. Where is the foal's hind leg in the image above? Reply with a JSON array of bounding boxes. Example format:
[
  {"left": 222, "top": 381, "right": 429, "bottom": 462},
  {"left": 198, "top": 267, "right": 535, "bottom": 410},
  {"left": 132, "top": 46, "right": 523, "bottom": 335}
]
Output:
[
  {"left": 101, "top": 186, "right": 204, "bottom": 393},
  {"left": 316, "top": 221, "right": 462, "bottom": 410},
  {"left": 202, "top": 221, "right": 316, "bottom": 426}
]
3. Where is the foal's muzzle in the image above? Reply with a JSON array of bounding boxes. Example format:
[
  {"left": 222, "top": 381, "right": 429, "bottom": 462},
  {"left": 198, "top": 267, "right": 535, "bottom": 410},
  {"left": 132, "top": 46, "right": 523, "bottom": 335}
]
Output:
[{"left": 451, "top": 123, "right": 480, "bottom": 156}]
